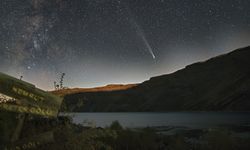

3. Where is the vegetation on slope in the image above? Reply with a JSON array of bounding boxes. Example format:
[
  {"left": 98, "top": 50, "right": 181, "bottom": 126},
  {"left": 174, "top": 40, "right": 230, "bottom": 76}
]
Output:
[{"left": 1, "top": 113, "right": 250, "bottom": 150}]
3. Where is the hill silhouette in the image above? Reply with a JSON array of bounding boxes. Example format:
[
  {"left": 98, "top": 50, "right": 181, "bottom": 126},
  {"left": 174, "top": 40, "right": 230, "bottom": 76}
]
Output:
[{"left": 58, "top": 46, "right": 250, "bottom": 111}]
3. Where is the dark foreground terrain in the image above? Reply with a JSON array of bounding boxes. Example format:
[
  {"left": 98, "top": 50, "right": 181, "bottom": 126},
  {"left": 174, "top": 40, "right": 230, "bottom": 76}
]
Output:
[
  {"left": 1, "top": 111, "right": 250, "bottom": 150},
  {"left": 58, "top": 46, "right": 250, "bottom": 112}
]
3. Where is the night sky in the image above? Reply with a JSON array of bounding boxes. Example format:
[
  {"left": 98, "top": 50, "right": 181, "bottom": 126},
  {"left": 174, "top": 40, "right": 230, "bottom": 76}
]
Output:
[{"left": 0, "top": 0, "right": 250, "bottom": 90}]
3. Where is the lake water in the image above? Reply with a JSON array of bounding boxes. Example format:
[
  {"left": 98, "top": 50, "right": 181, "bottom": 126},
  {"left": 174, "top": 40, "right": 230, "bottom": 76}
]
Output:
[{"left": 62, "top": 112, "right": 250, "bottom": 128}]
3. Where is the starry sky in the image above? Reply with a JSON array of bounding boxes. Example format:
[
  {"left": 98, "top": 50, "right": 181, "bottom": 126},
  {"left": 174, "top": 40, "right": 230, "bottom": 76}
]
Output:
[{"left": 0, "top": 0, "right": 250, "bottom": 90}]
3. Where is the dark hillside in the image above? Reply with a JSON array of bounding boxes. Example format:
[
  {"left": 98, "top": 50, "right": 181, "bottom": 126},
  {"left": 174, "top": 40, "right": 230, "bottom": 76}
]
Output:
[{"left": 61, "top": 46, "right": 250, "bottom": 111}]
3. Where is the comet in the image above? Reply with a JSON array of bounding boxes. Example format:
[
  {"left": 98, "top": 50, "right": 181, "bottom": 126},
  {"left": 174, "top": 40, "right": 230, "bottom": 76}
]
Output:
[
  {"left": 124, "top": 2, "right": 156, "bottom": 59},
  {"left": 136, "top": 24, "right": 156, "bottom": 59}
]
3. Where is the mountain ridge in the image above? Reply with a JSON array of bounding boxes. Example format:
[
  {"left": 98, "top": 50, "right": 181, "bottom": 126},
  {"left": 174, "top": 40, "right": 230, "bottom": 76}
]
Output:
[
  {"left": 52, "top": 84, "right": 138, "bottom": 96},
  {"left": 59, "top": 46, "right": 250, "bottom": 112}
]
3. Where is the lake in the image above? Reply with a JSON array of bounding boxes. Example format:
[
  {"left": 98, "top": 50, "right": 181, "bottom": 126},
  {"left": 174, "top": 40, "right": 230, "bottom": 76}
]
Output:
[{"left": 62, "top": 112, "right": 250, "bottom": 129}]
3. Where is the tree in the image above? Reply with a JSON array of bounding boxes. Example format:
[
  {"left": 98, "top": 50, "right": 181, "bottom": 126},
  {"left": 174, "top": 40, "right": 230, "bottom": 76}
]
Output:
[
  {"left": 54, "top": 73, "right": 66, "bottom": 90},
  {"left": 60, "top": 73, "right": 65, "bottom": 89}
]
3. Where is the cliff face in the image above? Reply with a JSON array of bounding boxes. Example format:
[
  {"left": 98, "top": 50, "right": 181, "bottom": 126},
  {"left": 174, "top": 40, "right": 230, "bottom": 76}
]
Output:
[{"left": 61, "top": 46, "right": 250, "bottom": 112}]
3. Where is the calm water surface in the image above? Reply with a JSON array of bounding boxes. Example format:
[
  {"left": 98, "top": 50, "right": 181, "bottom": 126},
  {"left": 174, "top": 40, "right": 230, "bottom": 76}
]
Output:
[{"left": 62, "top": 112, "right": 250, "bottom": 128}]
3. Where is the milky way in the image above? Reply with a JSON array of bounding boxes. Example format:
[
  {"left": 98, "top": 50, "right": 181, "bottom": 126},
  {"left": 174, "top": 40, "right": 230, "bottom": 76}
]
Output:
[{"left": 0, "top": 0, "right": 250, "bottom": 89}]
